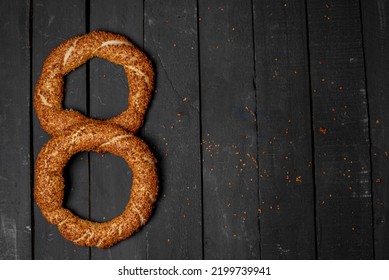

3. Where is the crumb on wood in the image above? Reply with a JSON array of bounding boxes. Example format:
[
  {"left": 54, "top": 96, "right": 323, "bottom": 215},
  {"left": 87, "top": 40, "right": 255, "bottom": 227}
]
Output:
[
  {"left": 319, "top": 127, "right": 328, "bottom": 135},
  {"left": 325, "top": 3, "right": 332, "bottom": 9},
  {"left": 246, "top": 153, "right": 258, "bottom": 168},
  {"left": 244, "top": 106, "right": 257, "bottom": 122}
]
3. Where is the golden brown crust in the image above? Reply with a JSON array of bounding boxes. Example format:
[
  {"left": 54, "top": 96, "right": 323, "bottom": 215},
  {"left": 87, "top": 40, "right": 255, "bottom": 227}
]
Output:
[
  {"left": 34, "top": 123, "right": 158, "bottom": 248},
  {"left": 34, "top": 31, "right": 158, "bottom": 248},
  {"left": 34, "top": 30, "right": 154, "bottom": 136}
]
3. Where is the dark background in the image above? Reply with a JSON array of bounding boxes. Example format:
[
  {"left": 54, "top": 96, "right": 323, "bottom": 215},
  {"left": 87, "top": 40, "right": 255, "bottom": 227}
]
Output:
[{"left": 0, "top": 0, "right": 388, "bottom": 260}]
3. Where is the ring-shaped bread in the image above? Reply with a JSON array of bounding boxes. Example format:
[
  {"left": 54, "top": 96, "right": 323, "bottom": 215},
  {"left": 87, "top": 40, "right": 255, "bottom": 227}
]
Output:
[
  {"left": 34, "top": 123, "right": 158, "bottom": 248},
  {"left": 34, "top": 31, "right": 154, "bottom": 136}
]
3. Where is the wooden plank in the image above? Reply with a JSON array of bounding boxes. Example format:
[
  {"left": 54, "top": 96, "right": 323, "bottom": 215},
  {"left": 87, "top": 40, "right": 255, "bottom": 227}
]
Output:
[
  {"left": 306, "top": 0, "right": 373, "bottom": 259},
  {"left": 253, "top": 0, "right": 316, "bottom": 259},
  {"left": 32, "top": 0, "right": 89, "bottom": 259},
  {"left": 143, "top": 0, "right": 203, "bottom": 259},
  {"left": 89, "top": 0, "right": 146, "bottom": 259},
  {"left": 0, "top": 0, "right": 31, "bottom": 260},
  {"left": 199, "top": 0, "right": 260, "bottom": 259},
  {"left": 361, "top": 0, "right": 389, "bottom": 260}
]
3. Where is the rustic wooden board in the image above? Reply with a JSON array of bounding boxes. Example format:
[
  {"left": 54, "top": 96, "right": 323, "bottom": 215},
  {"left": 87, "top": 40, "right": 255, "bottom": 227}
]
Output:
[
  {"left": 253, "top": 0, "right": 316, "bottom": 259},
  {"left": 32, "top": 0, "right": 89, "bottom": 259},
  {"left": 143, "top": 0, "right": 203, "bottom": 259},
  {"left": 198, "top": 0, "right": 260, "bottom": 259},
  {"left": 89, "top": 0, "right": 145, "bottom": 260},
  {"left": 2, "top": 0, "right": 389, "bottom": 260},
  {"left": 0, "top": 0, "right": 31, "bottom": 260},
  {"left": 306, "top": 0, "right": 373, "bottom": 259},
  {"left": 361, "top": 0, "right": 389, "bottom": 260}
]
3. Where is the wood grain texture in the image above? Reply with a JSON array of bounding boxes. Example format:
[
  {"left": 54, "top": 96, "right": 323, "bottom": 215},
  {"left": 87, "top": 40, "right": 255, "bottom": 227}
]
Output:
[
  {"left": 89, "top": 0, "right": 145, "bottom": 260},
  {"left": 3, "top": 0, "right": 389, "bottom": 260},
  {"left": 199, "top": 0, "right": 260, "bottom": 259},
  {"left": 361, "top": 0, "right": 389, "bottom": 260},
  {"left": 143, "top": 0, "right": 203, "bottom": 259},
  {"left": 32, "top": 0, "right": 89, "bottom": 259},
  {"left": 306, "top": 0, "right": 373, "bottom": 259},
  {"left": 0, "top": 0, "right": 31, "bottom": 260},
  {"left": 253, "top": 0, "right": 316, "bottom": 259}
]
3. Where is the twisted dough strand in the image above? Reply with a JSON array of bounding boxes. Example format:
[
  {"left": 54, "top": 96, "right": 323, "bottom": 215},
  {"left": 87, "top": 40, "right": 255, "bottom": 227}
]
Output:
[
  {"left": 34, "top": 31, "right": 158, "bottom": 248},
  {"left": 34, "top": 123, "right": 158, "bottom": 248},
  {"left": 34, "top": 31, "right": 154, "bottom": 136}
]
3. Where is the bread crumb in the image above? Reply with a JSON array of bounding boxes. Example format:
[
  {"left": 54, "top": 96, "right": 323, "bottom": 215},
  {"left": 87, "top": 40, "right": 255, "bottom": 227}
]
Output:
[{"left": 319, "top": 127, "right": 328, "bottom": 135}]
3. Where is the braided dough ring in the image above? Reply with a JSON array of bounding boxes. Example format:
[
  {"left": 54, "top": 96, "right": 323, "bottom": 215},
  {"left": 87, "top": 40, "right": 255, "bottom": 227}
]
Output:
[
  {"left": 34, "top": 123, "right": 158, "bottom": 248},
  {"left": 34, "top": 31, "right": 154, "bottom": 136}
]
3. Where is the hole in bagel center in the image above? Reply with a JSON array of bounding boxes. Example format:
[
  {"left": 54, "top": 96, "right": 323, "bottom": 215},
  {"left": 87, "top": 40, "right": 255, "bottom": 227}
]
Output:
[
  {"left": 63, "top": 58, "right": 129, "bottom": 120},
  {"left": 63, "top": 151, "right": 132, "bottom": 223}
]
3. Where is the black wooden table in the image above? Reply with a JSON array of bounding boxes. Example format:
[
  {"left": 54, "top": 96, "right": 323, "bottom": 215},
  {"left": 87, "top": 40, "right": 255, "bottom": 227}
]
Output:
[{"left": 0, "top": 0, "right": 388, "bottom": 260}]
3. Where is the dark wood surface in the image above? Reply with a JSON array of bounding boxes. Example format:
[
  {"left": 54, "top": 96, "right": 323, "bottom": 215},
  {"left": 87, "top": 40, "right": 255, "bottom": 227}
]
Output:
[
  {"left": 0, "top": 0, "right": 388, "bottom": 260},
  {"left": 254, "top": 0, "right": 316, "bottom": 259},
  {"left": 307, "top": 0, "right": 373, "bottom": 259}
]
